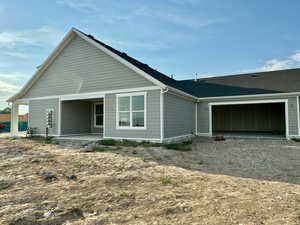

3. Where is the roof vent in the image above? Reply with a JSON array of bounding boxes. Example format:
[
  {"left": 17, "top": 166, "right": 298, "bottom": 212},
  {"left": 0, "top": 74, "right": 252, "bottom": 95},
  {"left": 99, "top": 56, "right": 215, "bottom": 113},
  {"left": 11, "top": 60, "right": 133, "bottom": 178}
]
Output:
[
  {"left": 121, "top": 52, "right": 127, "bottom": 56},
  {"left": 251, "top": 74, "right": 260, "bottom": 78},
  {"left": 87, "top": 34, "right": 94, "bottom": 39}
]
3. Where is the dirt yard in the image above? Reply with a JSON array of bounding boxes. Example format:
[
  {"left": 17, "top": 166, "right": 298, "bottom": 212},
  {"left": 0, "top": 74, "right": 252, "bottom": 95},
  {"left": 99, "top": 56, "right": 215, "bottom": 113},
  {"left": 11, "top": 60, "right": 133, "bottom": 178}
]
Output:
[{"left": 0, "top": 137, "right": 299, "bottom": 225}]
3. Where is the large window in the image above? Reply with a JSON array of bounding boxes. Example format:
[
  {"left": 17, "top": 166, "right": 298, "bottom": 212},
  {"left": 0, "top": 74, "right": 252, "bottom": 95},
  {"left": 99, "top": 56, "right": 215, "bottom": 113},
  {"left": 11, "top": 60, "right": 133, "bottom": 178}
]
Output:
[
  {"left": 94, "top": 103, "right": 103, "bottom": 127},
  {"left": 117, "top": 92, "right": 146, "bottom": 129}
]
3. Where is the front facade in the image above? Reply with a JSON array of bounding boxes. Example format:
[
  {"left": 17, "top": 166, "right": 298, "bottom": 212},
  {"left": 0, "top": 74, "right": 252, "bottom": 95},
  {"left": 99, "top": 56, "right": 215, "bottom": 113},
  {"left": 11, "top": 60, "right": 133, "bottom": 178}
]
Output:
[{"left": 8, "top": 28, "right": 300, "bottom": 141}]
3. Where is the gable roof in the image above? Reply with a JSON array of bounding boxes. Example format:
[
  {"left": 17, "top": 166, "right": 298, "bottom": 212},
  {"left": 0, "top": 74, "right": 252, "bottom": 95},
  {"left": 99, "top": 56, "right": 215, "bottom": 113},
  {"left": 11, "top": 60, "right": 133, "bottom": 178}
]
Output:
[{"left": 8, "top": 28, "right": 300, "bottom": 102}]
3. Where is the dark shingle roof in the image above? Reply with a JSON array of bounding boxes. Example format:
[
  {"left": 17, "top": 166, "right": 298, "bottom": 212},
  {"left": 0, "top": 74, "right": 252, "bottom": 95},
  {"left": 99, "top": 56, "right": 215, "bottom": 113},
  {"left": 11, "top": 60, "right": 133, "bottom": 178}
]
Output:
[
  {"left": 78, "top": 29, "right": 300, "bottom": 98},
  {"left": 180, "top": 68, "right": 300, "bottom": 97}
]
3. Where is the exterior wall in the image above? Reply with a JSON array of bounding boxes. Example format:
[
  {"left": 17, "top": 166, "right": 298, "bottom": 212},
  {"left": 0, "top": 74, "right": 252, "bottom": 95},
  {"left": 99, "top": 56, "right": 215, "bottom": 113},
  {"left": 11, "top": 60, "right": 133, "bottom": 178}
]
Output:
[
  {"left": 90, "top": 102, "right": 103, "bottom": 134},
  {"left": 23, "top": 35, "right": 154, "bottom": 99},
  {"left": 197, "top": 95, "right": 299, "bottom": 137},
  {"left": 61, "top": 100, "right": 91, "bottom": 135},
  {"left": 28, "top": 98, "right": 59, "bottom": 135},
  {"left": 197, "top": 102, "right": 210, "bottom": 135},
  {"left": 104, "top": 89, "right": 161, "bottom": 140},
  {"left": 164, "top": 92, "right": 195, "bottom": 138}
]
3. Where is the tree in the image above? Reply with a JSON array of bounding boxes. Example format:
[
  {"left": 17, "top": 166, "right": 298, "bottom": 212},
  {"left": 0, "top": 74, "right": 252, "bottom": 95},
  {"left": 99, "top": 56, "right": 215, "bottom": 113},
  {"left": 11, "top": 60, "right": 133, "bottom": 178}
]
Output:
[{"left": 0, "top": 107, "right": 11, "bottom": 114}]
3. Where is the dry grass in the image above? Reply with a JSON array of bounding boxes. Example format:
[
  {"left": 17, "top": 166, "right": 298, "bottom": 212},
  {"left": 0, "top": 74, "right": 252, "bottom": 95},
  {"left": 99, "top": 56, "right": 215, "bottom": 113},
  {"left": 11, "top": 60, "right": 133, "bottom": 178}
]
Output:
[{"left": 0, "top": 137, "right": 299, "bottom": 225}]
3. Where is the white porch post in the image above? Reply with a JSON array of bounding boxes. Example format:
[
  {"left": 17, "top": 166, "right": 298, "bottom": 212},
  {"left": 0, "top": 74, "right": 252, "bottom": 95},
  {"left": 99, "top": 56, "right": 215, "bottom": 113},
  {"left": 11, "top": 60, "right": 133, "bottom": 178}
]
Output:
[{"left": 11, "top": 102, "right": 19, "bottom": 136}]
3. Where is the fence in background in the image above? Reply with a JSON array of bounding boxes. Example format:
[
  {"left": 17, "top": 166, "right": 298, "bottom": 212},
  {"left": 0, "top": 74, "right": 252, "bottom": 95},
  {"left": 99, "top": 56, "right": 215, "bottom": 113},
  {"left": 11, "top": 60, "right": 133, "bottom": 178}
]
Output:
[{"left": 0, "top": 114, "right": 28, "bottom": 132}]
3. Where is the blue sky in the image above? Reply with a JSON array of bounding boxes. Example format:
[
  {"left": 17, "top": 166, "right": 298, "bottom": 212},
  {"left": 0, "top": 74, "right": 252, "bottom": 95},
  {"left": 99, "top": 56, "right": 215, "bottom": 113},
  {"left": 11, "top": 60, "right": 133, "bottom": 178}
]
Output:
[{"left": 1, "top": 0, "right": 300, "bottom": 112}]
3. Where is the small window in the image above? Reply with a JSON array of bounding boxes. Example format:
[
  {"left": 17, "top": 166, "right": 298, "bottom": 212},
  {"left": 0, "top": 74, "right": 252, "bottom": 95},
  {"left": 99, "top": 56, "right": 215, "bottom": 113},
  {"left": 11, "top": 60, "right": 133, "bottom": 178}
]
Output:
[
  {"left": 94, "top": 103, "right": 103, "bottom": 127},
  {"left": 117, "top": 93, "right": 146, "bottom": 129}
]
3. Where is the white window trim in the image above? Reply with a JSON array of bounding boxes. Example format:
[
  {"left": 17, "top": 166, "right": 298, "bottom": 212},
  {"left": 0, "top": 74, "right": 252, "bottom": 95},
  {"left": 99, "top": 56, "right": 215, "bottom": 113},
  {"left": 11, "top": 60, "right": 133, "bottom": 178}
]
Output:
[
  {"left": 94, "top": 102, "right": 104, "bottom": 128},
  {"left": 116, "top": 92, "right": 147, "bottom": 130}
]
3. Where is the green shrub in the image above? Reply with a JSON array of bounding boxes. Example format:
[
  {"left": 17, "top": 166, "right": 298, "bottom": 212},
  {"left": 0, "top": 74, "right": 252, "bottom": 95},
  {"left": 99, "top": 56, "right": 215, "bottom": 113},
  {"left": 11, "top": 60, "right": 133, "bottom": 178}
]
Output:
[
  {"left": 291, "top": 138, "right": 300, "bottom": 142},
  {"left": 163, "top": 143, "right": 192, "bottom": 151},
  {"left": 99, "top": 139, "right": 117, "bottom": 146},
  {"left": 160, "top": 176, "right": 172, "bottom": 185}
]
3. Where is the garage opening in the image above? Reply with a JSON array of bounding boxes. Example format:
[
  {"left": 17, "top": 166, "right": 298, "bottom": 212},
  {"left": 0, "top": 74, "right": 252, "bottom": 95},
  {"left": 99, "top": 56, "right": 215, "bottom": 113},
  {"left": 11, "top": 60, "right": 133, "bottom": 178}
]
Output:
[{"left": 212, "top": 102, "right": 286, "bottom": 138}]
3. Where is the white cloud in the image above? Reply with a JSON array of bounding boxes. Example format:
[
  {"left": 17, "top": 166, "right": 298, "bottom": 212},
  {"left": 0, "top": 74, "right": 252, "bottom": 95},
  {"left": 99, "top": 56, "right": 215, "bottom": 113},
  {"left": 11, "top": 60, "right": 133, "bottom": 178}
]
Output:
[
  {"left": 3, "top": 51, "right": 28, "bottom": 58},
  {"left": 56, "top": 0, "right": 97, "bottom": 11},
  {"left": 0, "top": 26, "right": 65, "bottom": 48},
  {"left": 136, "top": 7, "right": 226, "bottom": 29},
  {"left": 0, "top": 72, "right": 27, "bottom": 81},
  {"left": 290, "top": 50, "right": 300, "bottom": 62},
  {"left": 257, "top": 50, "right": 300, "bottom": 72},
  {"left": 260, "top": 59, "right": 293, "bottom": 71},
  {"left": 0, "top": 80, "right": 20, "bottom": 93}
]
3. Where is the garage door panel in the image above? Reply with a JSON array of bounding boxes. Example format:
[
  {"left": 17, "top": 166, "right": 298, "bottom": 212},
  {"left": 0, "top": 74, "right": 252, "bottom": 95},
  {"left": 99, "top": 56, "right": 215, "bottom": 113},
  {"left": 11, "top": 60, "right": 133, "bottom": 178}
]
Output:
[{"left": 212, "top": 103, "right": 285, "bottom": 133}]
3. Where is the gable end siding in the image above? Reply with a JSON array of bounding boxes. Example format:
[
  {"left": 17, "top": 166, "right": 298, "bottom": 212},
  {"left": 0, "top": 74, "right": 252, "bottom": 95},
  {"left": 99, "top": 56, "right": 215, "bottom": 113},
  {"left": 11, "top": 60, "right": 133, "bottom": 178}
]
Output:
[{"left": 23, "top": 36, "right": 154, "bottom": 99}]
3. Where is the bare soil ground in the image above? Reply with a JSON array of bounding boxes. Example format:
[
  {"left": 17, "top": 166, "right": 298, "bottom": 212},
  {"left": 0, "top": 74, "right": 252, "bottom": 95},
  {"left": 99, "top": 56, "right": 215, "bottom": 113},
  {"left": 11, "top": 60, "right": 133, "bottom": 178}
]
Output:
[{"left": 0, "top": 137, "right": 299, "bottom": 225}]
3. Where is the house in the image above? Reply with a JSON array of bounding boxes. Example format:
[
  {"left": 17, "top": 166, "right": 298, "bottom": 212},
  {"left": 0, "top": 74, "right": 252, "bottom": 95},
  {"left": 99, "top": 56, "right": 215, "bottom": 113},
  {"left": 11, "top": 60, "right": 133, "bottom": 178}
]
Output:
[{"left": 7, "top": 28, "right": 300, "bottom": 142}]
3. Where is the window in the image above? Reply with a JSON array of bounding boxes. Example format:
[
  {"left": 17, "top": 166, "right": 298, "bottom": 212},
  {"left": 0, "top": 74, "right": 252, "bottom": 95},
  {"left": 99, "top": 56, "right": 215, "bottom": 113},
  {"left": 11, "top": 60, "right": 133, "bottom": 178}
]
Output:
[
  {"left": 117, "top": 93, "right": 146, "bottom": 129},
  {"left": 94, "top": 103, "right": 103, "bottom": 127}
]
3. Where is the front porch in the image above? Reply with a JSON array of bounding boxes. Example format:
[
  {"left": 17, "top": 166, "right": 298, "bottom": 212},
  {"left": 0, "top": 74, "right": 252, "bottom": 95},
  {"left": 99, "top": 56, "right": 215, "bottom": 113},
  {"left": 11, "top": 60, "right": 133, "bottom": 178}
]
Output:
[{"left": 59, "top": 97, "right": 104, "bottom": 137}]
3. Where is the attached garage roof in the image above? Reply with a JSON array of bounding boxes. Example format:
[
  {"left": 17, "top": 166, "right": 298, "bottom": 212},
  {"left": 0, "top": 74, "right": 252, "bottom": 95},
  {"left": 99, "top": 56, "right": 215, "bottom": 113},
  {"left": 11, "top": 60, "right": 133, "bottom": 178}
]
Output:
[{"left": 179, "top": 68, "right": 300, "bottom": 97}]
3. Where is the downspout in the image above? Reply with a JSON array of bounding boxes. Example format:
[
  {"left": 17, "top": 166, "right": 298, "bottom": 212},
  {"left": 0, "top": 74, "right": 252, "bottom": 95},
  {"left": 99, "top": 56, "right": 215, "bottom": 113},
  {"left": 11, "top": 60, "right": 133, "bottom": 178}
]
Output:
[{"left": 160, "top": 87, "right": 169, "bottom": 143}]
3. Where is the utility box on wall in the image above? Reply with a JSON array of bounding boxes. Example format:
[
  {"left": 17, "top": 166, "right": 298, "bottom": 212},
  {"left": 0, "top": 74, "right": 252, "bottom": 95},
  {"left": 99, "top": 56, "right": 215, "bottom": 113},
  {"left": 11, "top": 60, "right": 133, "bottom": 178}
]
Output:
[{"left": 46, "top": 109, "right": 54, "bottom": 129}]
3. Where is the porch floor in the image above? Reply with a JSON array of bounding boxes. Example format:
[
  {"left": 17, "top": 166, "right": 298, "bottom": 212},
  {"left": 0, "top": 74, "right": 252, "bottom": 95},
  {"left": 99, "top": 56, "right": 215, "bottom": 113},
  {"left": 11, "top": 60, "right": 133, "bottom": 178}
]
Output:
[{"left": 55, "top": 134, "right": 103, "bottom": 141}]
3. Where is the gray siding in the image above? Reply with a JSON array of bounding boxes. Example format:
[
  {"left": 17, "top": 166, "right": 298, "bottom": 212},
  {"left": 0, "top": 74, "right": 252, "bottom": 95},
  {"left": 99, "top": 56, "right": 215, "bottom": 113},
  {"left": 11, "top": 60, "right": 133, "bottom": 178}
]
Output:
[
  {"left": 61, "top": 100, "right": 91, "bottom": 135},
  {"left": 23, "top": 36, "right": 154, "bottom": 98},
  {"left": 28, "top": 98, "right": 59, "bottom": 135},
  {"left": 164, "top": 93, "right": 195, "bottom": 138},
  {"left": 105, "top": 90, "right": 161, "bottom": 140},
  {"left": 197, "top": 95, "right": 299, "bottom": 137}
]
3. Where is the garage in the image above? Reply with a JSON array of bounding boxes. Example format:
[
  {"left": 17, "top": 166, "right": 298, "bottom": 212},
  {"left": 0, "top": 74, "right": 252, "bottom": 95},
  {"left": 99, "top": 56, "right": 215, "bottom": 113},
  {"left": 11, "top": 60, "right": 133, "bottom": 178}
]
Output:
[{"left": 211, "top": 101, "right": 287, "bottom": 138}]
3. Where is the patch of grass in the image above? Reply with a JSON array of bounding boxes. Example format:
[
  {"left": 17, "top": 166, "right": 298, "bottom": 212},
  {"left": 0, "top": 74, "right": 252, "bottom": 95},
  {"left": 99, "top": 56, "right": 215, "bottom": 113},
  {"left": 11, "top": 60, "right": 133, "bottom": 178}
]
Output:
[
  {"left": 160, "top": 176, "right": 172, "bottom": 185},
  {"left": 99, "top": 139, "right": 117, "bottom": 146},
  {"left": 99, "top": 139, "right": 164, "bottom": 148},
  {"left": 72, "top": 161, "right": 81, "bottom": 168},
  {"left": 163, "top": 143, "right": 192, "bottom": 151},
  {"left": 141, "top": 157, "right": 152, "bottom": 162},
  {"left": 0, "top": 180, "right": 14, "bottom": 190},
  {"left": 291, "top": 138, "right": 300, "bottom": 142},
  {"left": 92, "top": 146, "right": 107, "bottom": 152}
]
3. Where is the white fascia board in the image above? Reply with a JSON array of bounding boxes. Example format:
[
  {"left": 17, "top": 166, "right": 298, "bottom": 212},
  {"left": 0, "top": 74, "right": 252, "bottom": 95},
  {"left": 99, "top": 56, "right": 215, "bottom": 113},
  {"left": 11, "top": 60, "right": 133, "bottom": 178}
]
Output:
[
  {"left": 73, "top": 29, "right": 167, "bottom": 89},
  {"left": 17, "top": 86, "right": 160, "bottom": 102},
  {"left": 209, "top": 99, "right": 288, "bottom": 106},
  {"left": 7, "top": 29, "right": 76, "bottom": 102},
  {"left": 198, "top": 92, "right": 300, "bottom": 101},
  {"left": 166, "top": 86, "right": 198, "bottom": 101}
]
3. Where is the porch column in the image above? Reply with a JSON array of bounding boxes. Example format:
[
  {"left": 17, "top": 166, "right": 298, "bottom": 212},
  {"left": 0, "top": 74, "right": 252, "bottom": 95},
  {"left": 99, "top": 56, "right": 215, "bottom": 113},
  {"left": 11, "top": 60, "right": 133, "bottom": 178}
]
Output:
[{"left": 10, "top": 102, "right": 19, "bottom": 136}]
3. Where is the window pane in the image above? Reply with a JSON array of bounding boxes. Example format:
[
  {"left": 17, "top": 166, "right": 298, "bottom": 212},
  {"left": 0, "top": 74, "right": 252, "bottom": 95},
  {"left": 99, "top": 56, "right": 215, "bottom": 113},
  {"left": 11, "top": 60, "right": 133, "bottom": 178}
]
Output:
[
  {"left": 132, "top": 112, "right": 144, "bottom": 127},
  {"left": 119, "top": 112, "right": 130, "bottom": 127},
  {"left": 95, "top": 104, "right": 103, "bottom": 114},
  {"left": 96, "top": 115, "right": 103, "bottom": 126},
  {"left": 119, "top": 96, "right": 130, "bottom": 111},
  {"left": 132, "top": 95, "right": 144, "bottom": 111}
]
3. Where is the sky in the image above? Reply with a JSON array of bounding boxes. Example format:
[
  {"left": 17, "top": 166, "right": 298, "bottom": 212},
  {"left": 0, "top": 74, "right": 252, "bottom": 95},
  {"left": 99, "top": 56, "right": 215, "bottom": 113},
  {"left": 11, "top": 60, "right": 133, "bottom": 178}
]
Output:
[{"left": 1, "top": 0, "right": 300, "bottom": 113}]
